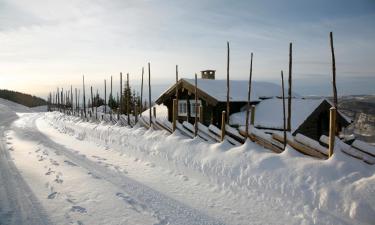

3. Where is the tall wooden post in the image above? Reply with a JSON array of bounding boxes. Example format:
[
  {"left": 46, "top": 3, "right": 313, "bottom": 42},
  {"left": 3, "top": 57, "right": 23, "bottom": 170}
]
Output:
[
  {"left": 330, "top": 32, "right": 338, "bottom": 110},
  {"left": 70, "top": 85, "right": 73, "bottom": 113},
  {"left": 246, "top": 52, "right": 253, "bottom": 136},
  {"left": 96, "top": 89, "right": 98, "bottom": 120},
  {"left": 104, "top": 79, "right": 107, "bottom": 114},
  {"left": 119, "top": 72, "right": 122, "bottom": 119},
  {"left": 90, "top": 86, "right": 94, "bottom": 117},
  {"left": 153, "top": 107, "right": 156, "bottom": 118},
  {"left": 226, "top": 41, "right": 230, "bottom": 123},
  {"left": 140, "top": 67, "right": 144, "bottom": 116},
  {"left": 75, "top": 88, "right": 77, "bottom": 115},
  {"left": 110, "top": 75, "right": 113, "bottom": 120},
  {"left": 250, "top": 105, "right": 255, "bottom": 126},
  {"left": 287, "top": 42, "right": 292, "bottom": 131},
  {"left": 83, "top": 75, "right": 86, "bottom": 118},
  {"left": 221, "top": 111, "right": 226, "bottom": 142},
  {"left": 126, "top": 73, "right": 130, "bottom": 126},
  {"left": 61, "top": 88, "right": 63, "bottom": 113},
  {"left": 78, "top": 89, "right": 81, "bottom": 114},
  {"left": 281, "top": 70, "right": 287, "bottom": 149},
  {"left": 175, "top": 65, "right": 179, "bottom": 120},
  {"left": 148, "top": 63, "right": 152, "bottom": 126},
  {"left": 194, "top": 73, "right": 198, "bottom": 137},
  {"left": 330, "top": 32, "right": 338, "bottom": 135},
  {"left": 172, "top": 99, "right": 177, "bottom": 131},
  {"left": 328, "top": 107, "right": 337, "bottom": 158}
]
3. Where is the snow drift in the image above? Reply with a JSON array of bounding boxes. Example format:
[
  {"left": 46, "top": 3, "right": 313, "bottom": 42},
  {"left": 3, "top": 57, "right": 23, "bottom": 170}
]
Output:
[{"left": 43, "top": 111, "right": 375, "bottom": 225}]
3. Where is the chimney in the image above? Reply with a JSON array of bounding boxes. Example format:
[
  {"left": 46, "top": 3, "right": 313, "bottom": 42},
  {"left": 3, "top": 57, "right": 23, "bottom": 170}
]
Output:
[{"left": 201, "top": 70, "right": 215, "bottom": 80}]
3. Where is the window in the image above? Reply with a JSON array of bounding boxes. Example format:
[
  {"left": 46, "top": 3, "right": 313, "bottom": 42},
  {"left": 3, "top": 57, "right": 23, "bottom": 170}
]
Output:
[
  {"left": 177, "top": 99, "right": 202, "bottom": 117},
  {"left": 190, "top": 100, "right": 201, "bottom": 117},
  {"left": 178, "top": 100, "right": 187, "bottom": 116}
]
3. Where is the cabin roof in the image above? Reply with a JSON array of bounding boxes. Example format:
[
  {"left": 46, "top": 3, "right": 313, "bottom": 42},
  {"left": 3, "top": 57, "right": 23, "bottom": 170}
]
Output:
[
  {"left": 156, "top": 78, "right": 298, "bottom": 105},
  {"left": 230, "top": 98, "right": 352, "bottom": 132}
]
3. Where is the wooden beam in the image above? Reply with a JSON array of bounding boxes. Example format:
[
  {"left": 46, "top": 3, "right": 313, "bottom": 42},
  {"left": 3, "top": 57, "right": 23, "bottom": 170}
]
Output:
[
  {"left": 226, "top": 41, "right": 230, "bottom": 123},
  {"left": 281, "top": 70, "right": 287, "bottom": 150},
  {"left": 148, "top": 62, "right": 152, "bottom": 126},
  {"left": 221, "top": 111, "right": 225, "bottom": 142},
  {"left": 246, "top": 52, "right": 253, "bottom": 135},
  {"left": 140, "top": 67, "right": 144, "bottom": 116},
  {"left": 287, "top": 42, "right": 292, "bottom": 131},
  {"left": 172, "top": 99, "right": 177, "bottom": 131},
  {"left": 329, "top": 107, "right": 336, "bottom": 157},
  {"left": 194, "top": 73, "right": 198, "bottom": 137}
]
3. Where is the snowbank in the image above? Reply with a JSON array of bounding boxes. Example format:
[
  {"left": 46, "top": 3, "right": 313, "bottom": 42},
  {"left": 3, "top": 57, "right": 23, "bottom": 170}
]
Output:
[{"left": 43, "top": 112, "right": 375, "bottom": 225}]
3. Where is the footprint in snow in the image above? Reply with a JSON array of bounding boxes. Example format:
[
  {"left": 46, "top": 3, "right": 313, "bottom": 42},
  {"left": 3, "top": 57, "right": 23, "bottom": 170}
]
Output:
[
  {"left": 8, "top": 147, "right": 14, "bottom": 151},
  {"left": 70, "top": 206, "right": 87, "bottom": 213},
  {"left": 116, "top": 192, "right": 146, "bottom": 213},
  {"left": 48, "top": 192, "right": 58, "bottom": 199},
  {"left": 45, "top": 168, "right": 55, "bottom": 175},
  {"left": 64, "top": 160, "right": 78, "bottom": 167}
]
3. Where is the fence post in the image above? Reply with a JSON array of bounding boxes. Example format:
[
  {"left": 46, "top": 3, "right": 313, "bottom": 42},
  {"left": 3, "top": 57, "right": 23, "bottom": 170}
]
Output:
[
  {"left": 153, "top": 107, "right": 156, "bottom": 118},
  {"left": 328, "top": 107, "right": 336, "bottom": 158},
  {"left": 250, "top": 105, "right": 255, "bottom": 126},
  {"left": 172, "top": 99, "right": 177, "bottom": 131},
  {"left": 221, "top": 110, "right": 226, "bottom": 142}
]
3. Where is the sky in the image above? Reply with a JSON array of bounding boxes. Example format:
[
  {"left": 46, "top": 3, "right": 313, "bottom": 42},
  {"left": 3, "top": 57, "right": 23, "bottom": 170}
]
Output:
[{"left": 0, "top": 0, "right": 374, "bottom": 99}]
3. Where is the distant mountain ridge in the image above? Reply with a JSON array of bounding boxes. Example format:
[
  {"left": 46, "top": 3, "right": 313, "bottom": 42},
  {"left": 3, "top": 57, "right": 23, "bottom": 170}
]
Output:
[{"left": 0, "top": 89, "right": 46, "bottom": 108}]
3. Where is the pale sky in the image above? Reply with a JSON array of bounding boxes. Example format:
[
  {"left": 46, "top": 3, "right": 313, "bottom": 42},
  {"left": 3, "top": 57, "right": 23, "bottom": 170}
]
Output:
[{"left": 0, "top": 0, "right": 374, "bottom": 99}]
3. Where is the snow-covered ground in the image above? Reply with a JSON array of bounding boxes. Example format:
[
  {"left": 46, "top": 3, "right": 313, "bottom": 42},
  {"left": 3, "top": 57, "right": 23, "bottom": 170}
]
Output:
[{"left": 1, "top": 98, "right": 374, "bottom": 225}]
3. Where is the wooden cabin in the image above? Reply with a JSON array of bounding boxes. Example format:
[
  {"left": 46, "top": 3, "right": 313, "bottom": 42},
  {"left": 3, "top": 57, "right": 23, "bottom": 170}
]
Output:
[
  {"left": 230, "top": 98, "right": 352, "bottom": 141},
  {"left": 156, "top": 70, "right": 285, "bottom": 126}
]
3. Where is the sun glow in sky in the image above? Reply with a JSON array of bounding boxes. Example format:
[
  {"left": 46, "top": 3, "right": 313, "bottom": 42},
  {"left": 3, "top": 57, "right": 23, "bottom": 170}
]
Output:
[{"left": 0, "top": 0, "right": 374, "bottom": 99}]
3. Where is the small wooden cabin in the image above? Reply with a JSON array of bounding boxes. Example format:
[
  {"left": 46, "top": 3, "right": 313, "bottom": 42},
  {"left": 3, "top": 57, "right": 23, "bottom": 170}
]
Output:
[
  {"left": 156, "top": 70, "right": 284, "bottom": 126},
  {"left": 230, "top": 98, "right": 352, "bottom": 141}
]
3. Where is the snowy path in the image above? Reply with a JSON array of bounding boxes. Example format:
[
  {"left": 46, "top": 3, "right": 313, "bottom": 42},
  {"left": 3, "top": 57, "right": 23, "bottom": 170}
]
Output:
[
  {"left": 0, "top": 114, "right": 51, "bottom": 225},
  {"left": 7, "top": 113, "right": 225, "bottom": 225}
]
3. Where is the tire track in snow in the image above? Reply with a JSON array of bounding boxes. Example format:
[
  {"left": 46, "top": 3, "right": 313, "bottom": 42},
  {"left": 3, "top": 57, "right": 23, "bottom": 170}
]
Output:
[{"left": 13, "top": 113, "right": 225, "bottom": 225}]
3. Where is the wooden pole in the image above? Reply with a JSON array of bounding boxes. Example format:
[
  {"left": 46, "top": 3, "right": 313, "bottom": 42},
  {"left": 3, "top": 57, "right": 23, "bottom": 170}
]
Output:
[
  {"left": 250, "top": 105, "right": 255, "bottom": 125},
  {"left": 221, "top": 111, "right": 226, "bottom": 142},
  {"left": 119, "top": 72, "right": 122, "bottom": 119},
  {"left": 153, "top": 106, "right": 156, "bottom": 118},
  {"left": 104, "top": 79, "right": 107, "bottom": 114},
  {"left": 330, "top": 32, "right": 338, "bottom": 110},
  {"left": 281, "top": 70, "right": 287, "bottom": 150},
  {"left": 140, "top": 67, "right": 144, "bottom": 116},
  {"left": 148, "top": 63, "right": 152, "bottom": 126},
  {"left": 226, "top": 41, "right": 230, "bottom": 123},
  {"left": 328, "top": 107, "right": 336, "bottom": 158},
  {"left": 83, "top": 75, "right": 86, "bottom": 118},
  {"left": 175, "top": 65, "right": 179, "bottom": 120},
  {"left": 90, "top": 86, "right": 94, "bottom": 117},
  {"left": 78, "top": 89, "right": 80, "bottom": 114},
  {"left": 75, "top": 88, "right": 77, "bottom": 115},
  {"left": 127, "top": 73, "right": 130, "bottom": 126},
  {"left": 246, "top": 52, "right": 253, "bottom": 136},
  {"left": 96, "top": 89, "right": 98, "bottom": 120},
  {"left": 172, "top": 99, "right": 177, "bottom": 131},
  {"left": 70, "top": 85, "right": 73, "bottom": 114},
  {"left": 287, "top": 42, "right": 292, "bottom": 131},
  {"left": 194, "top": 73, "right": 198, "bottom": 137},
  {"left": 110, "top": 75, "right": 113, "bottom": 120}
]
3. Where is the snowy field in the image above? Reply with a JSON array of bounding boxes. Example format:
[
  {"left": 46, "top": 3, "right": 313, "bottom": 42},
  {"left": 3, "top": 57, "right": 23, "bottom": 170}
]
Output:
[{"left": 0, "top": 98, "right": 374, "bottom": 225}]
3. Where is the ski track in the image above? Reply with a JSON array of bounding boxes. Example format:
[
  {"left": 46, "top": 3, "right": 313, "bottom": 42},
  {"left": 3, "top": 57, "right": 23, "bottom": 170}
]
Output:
[
  {"left": 11, "top": 113, "right": 225, "bottom": 225},
  {"left": 0, "top": 114, "right": 52, "bottom": 225}
]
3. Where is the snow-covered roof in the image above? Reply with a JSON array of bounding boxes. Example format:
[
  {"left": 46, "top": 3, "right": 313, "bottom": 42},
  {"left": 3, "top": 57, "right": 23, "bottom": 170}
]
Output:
[
  {"left": 230, "top": 98, "right": 337, "bottom": 132},
  {"left": 182, "top": 78, "right": 296, "bottom": 102}
]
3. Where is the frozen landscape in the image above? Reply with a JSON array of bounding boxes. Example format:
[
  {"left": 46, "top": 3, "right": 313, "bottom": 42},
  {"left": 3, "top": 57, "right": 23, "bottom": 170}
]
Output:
[{"left": 0, "top": 98, "right": 374, "bottom": 225}]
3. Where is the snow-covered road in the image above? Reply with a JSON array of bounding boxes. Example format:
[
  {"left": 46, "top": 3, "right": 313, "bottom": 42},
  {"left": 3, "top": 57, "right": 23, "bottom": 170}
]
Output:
[
  {"left": 0, "top": 109, "right": 51, "bottom": 225},
  {"left": 8, "top": 113, "right": 224, "bottom": 225}
]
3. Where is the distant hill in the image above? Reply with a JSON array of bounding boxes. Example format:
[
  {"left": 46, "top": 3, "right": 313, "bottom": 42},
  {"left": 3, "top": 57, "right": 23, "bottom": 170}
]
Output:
[{"left": 0, "top": 89, "right": 46, "bottom": 108}]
